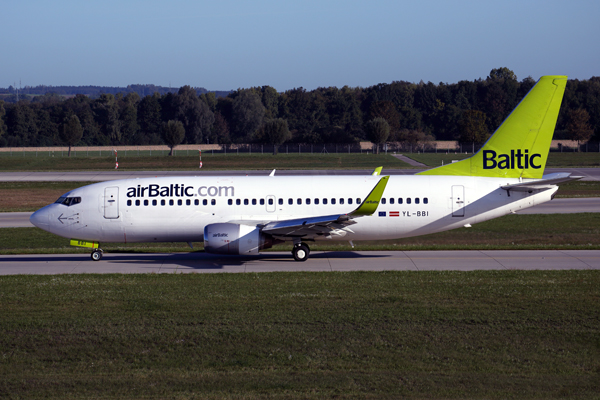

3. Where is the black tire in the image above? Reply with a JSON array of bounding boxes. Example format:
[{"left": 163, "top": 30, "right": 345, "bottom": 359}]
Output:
[
  {"left": 91, "top": 250, "right": 103, "bottom": 261},
  {"left": 292, "top": 244, "right": 310, "bottom": 262}
]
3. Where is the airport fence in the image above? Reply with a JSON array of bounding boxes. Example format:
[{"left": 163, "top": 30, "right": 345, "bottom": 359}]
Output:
[{"left": 0, "top": 141, "right": 598, "bottom": 158}]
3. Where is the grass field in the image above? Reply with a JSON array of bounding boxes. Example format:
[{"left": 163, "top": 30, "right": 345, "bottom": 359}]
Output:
[
  {"left": 0, "top": 271, "right": 598, "bottom": 399},
  {"left": 2, "top": 213, "right": 600, "bottom": 255},
  {"left": 402, "top": 152, "right": 600, "bottom": 168},
  {"left": 0, "top": 153, "right": 411, "bottom": 171},
  {"left": 0, "top": 151, "right": 598, "bottom": 171}
]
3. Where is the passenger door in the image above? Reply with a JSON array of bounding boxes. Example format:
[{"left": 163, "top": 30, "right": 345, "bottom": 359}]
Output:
[{"left": 104, "top": 187, "right": 119, "bottom": 219}]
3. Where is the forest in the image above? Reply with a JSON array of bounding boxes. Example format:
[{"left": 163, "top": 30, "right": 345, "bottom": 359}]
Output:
[{"left": 0, "top": 68, "right": 598, "bottom": 150}]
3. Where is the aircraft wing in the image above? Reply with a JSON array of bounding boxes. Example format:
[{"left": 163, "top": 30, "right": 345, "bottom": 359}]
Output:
[
  {"left": 261, "top": 176, "right": 389, "bottom": 239},
  {"left": 501, "top": 173, "right": 583, "bottom": 192}
]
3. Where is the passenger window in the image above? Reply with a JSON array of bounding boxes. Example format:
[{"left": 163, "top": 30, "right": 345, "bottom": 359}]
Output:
[
  {"left": 424, "top": 197, "right": 428, "bottom": 204},
  {"left": 390, "top": 198, "right": 395, "bottom": 204},
  {"left": 407, "top": 198, "right": 411, "bottom": 204},
  {"left": 323, "top": 198, "right": 328, "bottom": 205},
  {"left": 357, "top": 198, "right": 361, "bottom": 204},
  {"left": 278, "top": 198, "right": 283, "bottom": 205},
  {"left": 144, "top": 199, "right": 149, "bottom": 206},
  {"left": 253, "top": 199, "right": 257, "bottom": 205},
  {"left": 331, "top": 198, "right": 336, "bottom": 205},
  {"left": 398, "top": 198, "right": 403, "bottom": 204},
  {"left": 340, "top": 198, "right": 344, "bottom": 205},
  {"left": 268, "top": 198, "right": 274, "bottom": 205},
  {"left": 153, "top": 199, "right": 157, "bottom": 206},
  {"left": 169, "top": 199, "right": 174, "bottom": 206},
  {"left": 381, "top": 198, "right": 386, "bottom": 205},
  {"left": 314, "top": 198, "right": 319, "bottom": 205},
  {"left": 244, "top": 199, "right": 249, "bottom": 205},
  {"left": 135, "top": 200, "right": 140, "bottom": 206},
  {"left": 178, "top": 199, "right": 182, "bottom": 206},
  {"left": 236, "top": 199, "right": 241, "bottom": 206},
  {"left": 194, "top": 199, "right": 199, "bottom": 206},
  {"left": 127, "top": 200, "right": 132, "bottom": 206},
  {"left": 306, "top": 198, "right": 311, "bottom": 205},
  {"left": 161, "top": 199, "right": 166, "bottom": 206},
  {"left": 348, "top": 198, "right": 353, "bottom": 205},
  {"left": 203, "top": 199, "right": 208, "bottom": 206},
  {"left": 297, "top": 198, "right": 302, "bottom": 205},
  {"left": 415, "top": 198, "right": 420, "bottom": 204},
  {"left": 288, "top": 198, "right": 293, "bottom": 205},
  {"left": 211, "top": 199, "right": 216, "bottom": 205},
  {"left": 186, "top": 199, "right": 191, "bottom": 206},
  {"left": 260, "top": 199, "right": 265, "bottom": 205},
  {"left": 228, "top": 199, "right": 233, "bottom": 205}
]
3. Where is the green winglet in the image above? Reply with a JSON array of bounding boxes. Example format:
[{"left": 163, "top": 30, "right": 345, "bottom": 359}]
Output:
[
  {"left": 371, "top": 166, "right": 383, "bottom": 176},
  {"left": 350, "top": 176, "right": 389, "bottom": 216}
]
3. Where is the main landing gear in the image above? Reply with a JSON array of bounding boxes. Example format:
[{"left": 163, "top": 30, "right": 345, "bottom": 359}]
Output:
[
  {"left": 91, "top": 248, "right": 103, "bottom": 261},
  {"left": 292, "top": 243, "right": 310, "bottom": 262}
]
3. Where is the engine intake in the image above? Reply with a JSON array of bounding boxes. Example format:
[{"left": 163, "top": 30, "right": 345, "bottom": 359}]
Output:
[{"left": 204, "top": 223, "right": 275, "bottom": 255}]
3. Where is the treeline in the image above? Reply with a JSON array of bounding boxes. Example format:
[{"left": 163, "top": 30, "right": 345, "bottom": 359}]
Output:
[
  {"left": 0, "top": 68, "right": 598, "bottom": 150},
  {"left": 0, "top": 84, "right": 231, "bottom": 99}
]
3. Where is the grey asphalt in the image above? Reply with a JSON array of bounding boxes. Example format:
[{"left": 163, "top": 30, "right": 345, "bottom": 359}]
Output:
[
  {"left": 0, "top": 167, "right": 599, "bottom": 181},
  {"left": 0, "top": 250, "right": 598, "bottom": 274}
]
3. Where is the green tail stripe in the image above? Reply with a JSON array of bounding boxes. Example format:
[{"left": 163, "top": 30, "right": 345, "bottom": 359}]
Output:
[
  {"left": 417, "top": 75, "right": 567, "bottom": 178},
  {"left": 350, "top": 176, "right": 389, "bottom": 216}
]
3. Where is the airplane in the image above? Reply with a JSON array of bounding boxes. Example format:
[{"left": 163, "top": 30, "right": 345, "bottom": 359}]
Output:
[{"left": 30, "top": 75, "right": 579, "bottom": 262}]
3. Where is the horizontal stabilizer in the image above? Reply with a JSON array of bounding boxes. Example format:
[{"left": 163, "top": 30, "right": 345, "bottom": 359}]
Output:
[{"left": 501, "top": 173, "right": 582, "bottom": 192}]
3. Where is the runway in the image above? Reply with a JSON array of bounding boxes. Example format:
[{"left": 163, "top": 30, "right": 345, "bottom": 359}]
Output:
[
  {"left": 0, "top": 250, "right": 598, "bottom": 275},
  {"left": 0, "top": 167, "right": 599, "bottom": 181}
]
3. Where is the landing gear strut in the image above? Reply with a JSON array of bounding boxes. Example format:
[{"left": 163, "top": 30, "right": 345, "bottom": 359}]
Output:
[
  {"left": 292, "top": 243, "right": 310, "bottom": 262},
  {"left": 91, "top": 249, "right": 103, "bottom": 261}
]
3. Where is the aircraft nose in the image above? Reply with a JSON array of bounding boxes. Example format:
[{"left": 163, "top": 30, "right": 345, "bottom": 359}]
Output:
[{"left": 30, "top": 207, "right": 50, "bottom": 228}]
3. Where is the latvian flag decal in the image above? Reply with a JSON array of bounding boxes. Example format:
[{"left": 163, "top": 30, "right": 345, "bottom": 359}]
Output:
[{"left": 389, "top": 211, "right": 400, "bottom": 217}]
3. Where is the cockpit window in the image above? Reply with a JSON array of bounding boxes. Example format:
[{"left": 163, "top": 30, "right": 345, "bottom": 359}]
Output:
[{"left": 55, "top": 196, "right": 82, "bottom": 206}]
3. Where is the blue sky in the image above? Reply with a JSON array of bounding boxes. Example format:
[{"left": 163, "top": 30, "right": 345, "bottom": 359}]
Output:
[{"left": 2, "top": 0, "right": 598, "bottom": 91}]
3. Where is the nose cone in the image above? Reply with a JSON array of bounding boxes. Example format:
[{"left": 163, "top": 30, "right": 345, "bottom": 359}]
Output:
[{"left": 30, "top": 207, "right": 50, "bottom": 228}]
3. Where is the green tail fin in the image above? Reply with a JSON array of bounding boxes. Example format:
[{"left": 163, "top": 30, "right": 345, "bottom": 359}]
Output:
[{"left": 418, "top": 75, "right": 567, "bottom": 179}]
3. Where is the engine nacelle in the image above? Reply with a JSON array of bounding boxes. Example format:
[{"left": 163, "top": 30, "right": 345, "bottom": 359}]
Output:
[{"left": 204, "top": 223, "right": 275, "bottom": 255}]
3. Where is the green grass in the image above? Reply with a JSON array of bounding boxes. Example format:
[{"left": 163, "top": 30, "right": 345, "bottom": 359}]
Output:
[
  {"left": 2, "top": 213, "right": 600, "bottom": 255},
  {"left": 402, "top": 152, "right": 600, "bottom": 168},
  {"left": 0, "top": 153, "right": 411, "bottom": 171},
  {"left": 0, "top": 271, "right": 598, "bottom": 399}
]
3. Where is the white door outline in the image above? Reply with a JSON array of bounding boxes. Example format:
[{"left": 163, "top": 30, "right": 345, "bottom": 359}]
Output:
[
  {"left": 104, "top": 187, "right": 119, "bottom": 219},
  {"left": 266, "top": 195, "right": 276, "bottom": 212},
  {"left": 451, "top": 185, "right": 465, "bottom": 217}
]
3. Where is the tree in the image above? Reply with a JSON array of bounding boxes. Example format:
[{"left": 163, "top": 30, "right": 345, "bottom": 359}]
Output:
[
  {"left": 161, "top": 120, "right": 185, "bottom": 156},
  {"left": 174, "top": 86, "right": 214, "bottom": 144},
  {"left": 0, "top": 100, "right": 6, "bottom": 139},
  {"left": 364, "top": 117, "right": 390, "bottom": 154},
  {"left": 458, "top": 110, "right": 488, "bottom": 144},
  {"left": 61, "top": 115, "right": 83, "bottom": 157},
  {"left": 567, "top": 108, "right": 593, "bottom": 150},
  {"left": 231, "top": 90, "right": 265, "bottom": 142},
  {"left": 262, "top": 118, "right": 291, "bottom": 154},
  {"left": 488, "top": 67, "right": 517, "bottom": 82}
]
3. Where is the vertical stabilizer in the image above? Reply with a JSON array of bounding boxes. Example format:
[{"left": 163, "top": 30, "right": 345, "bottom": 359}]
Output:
[{"left": 418, "top": 75, "right": 567, "bottom": 179}]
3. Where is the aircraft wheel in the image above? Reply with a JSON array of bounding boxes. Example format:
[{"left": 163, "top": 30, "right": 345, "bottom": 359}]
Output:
[
  {"left": 91, "top": 249, "right": 103, "bottom": 261},
  {"left": 292, "top": 243, "right": 310, "bottom": 262}
]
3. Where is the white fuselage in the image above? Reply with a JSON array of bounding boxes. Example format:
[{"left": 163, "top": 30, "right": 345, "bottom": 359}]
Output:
[{"left": 30, "top": 174, "right": 557, "bottom": 244}]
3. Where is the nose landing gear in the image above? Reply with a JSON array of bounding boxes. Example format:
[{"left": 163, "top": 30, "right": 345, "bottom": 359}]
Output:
[{"left": 91, "top": 249, "right": 104, "bottom": 261}]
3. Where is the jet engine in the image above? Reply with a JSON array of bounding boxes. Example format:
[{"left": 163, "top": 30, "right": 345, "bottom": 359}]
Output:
[{"left": 204, "top": 223, "right": 276, "bottom": 255}]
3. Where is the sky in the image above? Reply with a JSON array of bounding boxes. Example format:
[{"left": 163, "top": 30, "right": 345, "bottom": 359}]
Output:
[{"left": 1, "top": 0, "right": 599, "bottom": 91}]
